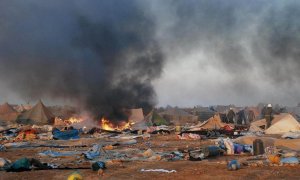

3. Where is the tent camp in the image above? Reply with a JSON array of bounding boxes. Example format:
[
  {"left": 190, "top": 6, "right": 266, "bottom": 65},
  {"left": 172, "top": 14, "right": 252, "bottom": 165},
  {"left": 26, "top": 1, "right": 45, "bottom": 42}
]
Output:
[
  {"left": 188, "top": 114, "right": 229, "bottom": 131},
  {"left": 0, "top": 102, "right": 19, "bottom": 122},
  {"left": 16, "top": 100, "right": 55, "bottom": 125},
  {"left": 160, "top": 108, "right": 198, "bottom": 125},
  {"left": 251, "top": 113, "right": 300, "bottom": 134}
]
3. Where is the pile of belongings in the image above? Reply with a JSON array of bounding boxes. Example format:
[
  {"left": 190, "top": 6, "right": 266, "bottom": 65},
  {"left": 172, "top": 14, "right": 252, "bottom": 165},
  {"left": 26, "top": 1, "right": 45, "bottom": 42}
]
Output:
[
  {"left": 147, "top": 125, "right": 171, "bottom": 134},
  {"left": 265, "top": 146, "right": 299, "bottom": 165},
  {"left": 0, "top": 128, "right": 18, "bottom": 140},
  {"left": 15, "top": 129, "right": 37, "bottom": 141},
  {"left": 217, "top": 138, "right": 252, "bottom": 155},
  {"left": 189, "top": 146, "right": 224, "bottom": 161},
  {"left": 0, "top": 158, "right": 50, "bottom": 172},
  {"left": 177, "top": 133, "right": 201, "bottom": 140}
]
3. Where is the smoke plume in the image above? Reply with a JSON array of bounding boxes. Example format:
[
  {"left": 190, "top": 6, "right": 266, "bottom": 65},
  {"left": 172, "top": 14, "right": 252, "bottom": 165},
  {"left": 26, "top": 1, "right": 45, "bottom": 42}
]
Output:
[
  {"left": 148, "top": 0, "right": 300, "bottom": 106},
  {"left": 0, "top": 1, "right": 163, "bottom": 119}
]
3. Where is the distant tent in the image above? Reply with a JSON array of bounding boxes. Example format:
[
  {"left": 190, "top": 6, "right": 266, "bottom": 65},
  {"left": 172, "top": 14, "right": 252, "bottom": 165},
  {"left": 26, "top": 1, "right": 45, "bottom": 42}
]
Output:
[
  {"left": 188, "top": 114, "right": 228, "bottom": 131},
  {"left": 265, "top": 113, "right": 300, "bottom": 134},
  {"left": 160, "top": 108, "right": 198, "bottom": 125},
  {"left": 0, "top": 102, "right": 16, "bottom": 114},
  {"left": 17, "top": 100, "right": 55, "bottom": 125},
  {"left": 15, "top": 104, "right": 32, "bottom": 113},
  {"left": 0, "top": 102, "right": 19, "bottom": 122}
]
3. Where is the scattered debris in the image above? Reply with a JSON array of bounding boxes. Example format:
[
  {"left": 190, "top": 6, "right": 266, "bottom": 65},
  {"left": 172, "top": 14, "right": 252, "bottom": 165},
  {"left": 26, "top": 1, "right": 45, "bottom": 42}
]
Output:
[{"left": 140, "top": 169, "right": 177, "bottom": 173}]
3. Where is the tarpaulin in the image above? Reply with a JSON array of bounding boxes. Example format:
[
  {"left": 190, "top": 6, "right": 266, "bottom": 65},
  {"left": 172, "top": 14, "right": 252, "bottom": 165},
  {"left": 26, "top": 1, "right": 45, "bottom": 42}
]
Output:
[
  {"left": 52, "top": 128, "right": 80, "bottom": 140},
  {"left": 83, "top": 144, "right": 101, "bottom": 160},
  {"left": 39, "top": 150, "right": 81, "bottom": 157}
]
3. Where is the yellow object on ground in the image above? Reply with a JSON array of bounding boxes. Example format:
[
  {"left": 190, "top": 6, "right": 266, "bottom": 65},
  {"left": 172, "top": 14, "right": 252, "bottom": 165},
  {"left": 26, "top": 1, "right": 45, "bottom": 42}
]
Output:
[
  {"left": 268, "top": 155, "right": 281, "bottom": 164},
  {"left": 67, "top": 172, "right": 83, "bottom": 180}
]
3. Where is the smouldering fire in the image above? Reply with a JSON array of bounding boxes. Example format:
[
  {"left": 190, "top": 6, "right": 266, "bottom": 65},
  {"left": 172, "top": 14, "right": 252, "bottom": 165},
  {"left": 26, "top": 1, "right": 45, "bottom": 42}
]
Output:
[{"left": 100, "top": 117, "right": 132, "bottom": 131}]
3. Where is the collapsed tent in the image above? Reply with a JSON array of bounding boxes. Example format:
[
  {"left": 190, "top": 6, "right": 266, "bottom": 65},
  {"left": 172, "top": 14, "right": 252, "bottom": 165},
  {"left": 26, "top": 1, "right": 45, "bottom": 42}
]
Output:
[
  {"left": 251, "top": 113, "right": 300, "bottom": 134},
  {"left": 188, "top": 114, "right": 229, "bottom": 131},
  {"left": 0, "top": 102, "right": 19, "bottom": 122},
  {"left": 16, "top": 100, "right": 54, "bottom": 125}
]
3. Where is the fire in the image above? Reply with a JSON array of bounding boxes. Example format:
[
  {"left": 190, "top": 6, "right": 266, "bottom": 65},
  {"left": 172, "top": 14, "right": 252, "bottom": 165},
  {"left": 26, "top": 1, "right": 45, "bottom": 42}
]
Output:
[
  {"left": 100, "top": 117, "right": 131, "bottom": 131},
  {"left": 65, "top": 117, "right": 84, "bottom": 124}
]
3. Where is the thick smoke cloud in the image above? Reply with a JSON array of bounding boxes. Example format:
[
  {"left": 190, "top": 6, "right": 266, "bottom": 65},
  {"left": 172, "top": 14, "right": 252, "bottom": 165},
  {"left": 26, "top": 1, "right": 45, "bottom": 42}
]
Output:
[
  {"left": 148, "top": 0, "right": 300, "bottom": 106},
  {"left": 0, "top": 1, "right": 163, "bottom": 119}
]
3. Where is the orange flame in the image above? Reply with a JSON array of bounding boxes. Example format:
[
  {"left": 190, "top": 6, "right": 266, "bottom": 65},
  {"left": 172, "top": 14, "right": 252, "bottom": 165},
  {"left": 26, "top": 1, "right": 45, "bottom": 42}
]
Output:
[
  {"left": 65, "top": 117, "right": 83, "bottom": 124},
  {"left": 100, "top": 117, "right": 131, "bottom": 131}
]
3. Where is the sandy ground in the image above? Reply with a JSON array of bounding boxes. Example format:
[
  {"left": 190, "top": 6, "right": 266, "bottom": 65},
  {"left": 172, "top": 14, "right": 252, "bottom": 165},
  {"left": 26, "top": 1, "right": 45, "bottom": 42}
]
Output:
[{"left": 0, "top": 134, "right": 300, "bottom": 180}]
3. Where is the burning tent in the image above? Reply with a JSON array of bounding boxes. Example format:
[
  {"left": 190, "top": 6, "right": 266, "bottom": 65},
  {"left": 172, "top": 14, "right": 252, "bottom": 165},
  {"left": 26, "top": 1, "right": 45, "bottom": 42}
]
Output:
[
  {"left": 0, "top": 102, "right": 19, "bottom": 123},
  {"left": 16, "top": 100, "right": 54, "bottom": 125}
]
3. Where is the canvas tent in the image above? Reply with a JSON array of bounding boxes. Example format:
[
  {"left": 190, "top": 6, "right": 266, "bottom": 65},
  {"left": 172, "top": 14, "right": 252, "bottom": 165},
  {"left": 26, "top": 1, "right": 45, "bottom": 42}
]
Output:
[
  {"left": 17, "top": 100, "right": 55, "bottom": 125},
  {"left": 0, "top": 102, "right": 19, "bottom": 122},
  {"left": 188, "top": 114, "right": 228, "bottom": 131},
  {"left": 265, "top": 113, "right": 300, "bottom": 134},
  {"left": 128, "top": 108, "right": 146, "bottom": 130},
  {"left": 251, "top": 113, "right": 300, "bottom": 134},
  {"left": 128, "top": 108, "right": 144, "bottom": 124},
  {"left": 160, "top": 108, "right": 198, "bottom": 125},
  {"left": 0, "top": 102, "right": 16, "bottom": 114}
]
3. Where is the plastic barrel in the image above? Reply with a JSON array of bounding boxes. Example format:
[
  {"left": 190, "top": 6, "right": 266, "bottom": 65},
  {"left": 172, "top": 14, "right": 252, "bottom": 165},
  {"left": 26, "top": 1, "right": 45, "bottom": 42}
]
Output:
[
  {"left": 253, "top": 139, "right": 264, "bottom": 155},
  {"left": 203, "top": 146, "right": 221, "bottom": 157}
]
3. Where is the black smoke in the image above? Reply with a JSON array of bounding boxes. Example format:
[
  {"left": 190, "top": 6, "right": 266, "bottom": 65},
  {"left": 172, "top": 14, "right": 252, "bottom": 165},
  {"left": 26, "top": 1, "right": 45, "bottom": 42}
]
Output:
[{"left": 0, "top": 1, "right": 163, "bottom": 120}]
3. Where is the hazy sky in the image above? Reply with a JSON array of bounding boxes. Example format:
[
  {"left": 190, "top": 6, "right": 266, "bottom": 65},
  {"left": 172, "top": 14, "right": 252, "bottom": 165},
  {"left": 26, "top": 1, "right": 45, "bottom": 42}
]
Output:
[{"left": 1, "top": 0, "right": 300, "bottom": 108}]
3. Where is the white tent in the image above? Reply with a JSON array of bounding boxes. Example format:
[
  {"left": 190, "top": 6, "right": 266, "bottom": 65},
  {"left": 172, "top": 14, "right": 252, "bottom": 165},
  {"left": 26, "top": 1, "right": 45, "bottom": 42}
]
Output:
[{"left": 265, "top": 113, "right": 300, "bottom": 134}]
